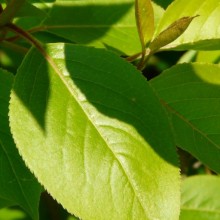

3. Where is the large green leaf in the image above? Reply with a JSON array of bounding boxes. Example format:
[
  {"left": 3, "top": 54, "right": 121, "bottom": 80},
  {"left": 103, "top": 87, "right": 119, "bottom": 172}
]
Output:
[
  {"left": 180, "top": 175, "right": 220, "bottom": 220},
  {"left": 10, "top": 43, "right": 180, "bottom": 220},
  {"left": 0, "top": 69, "right": 41, "bottom": 220},
  {"left": 42, "top": 0, "right": 164, "bottom": 55},
  {"left": 150, "top": 63, "right": 220, "bottom": 173},
  {"left": 154, "top": 0, "right": 220, "bottom": 50}
]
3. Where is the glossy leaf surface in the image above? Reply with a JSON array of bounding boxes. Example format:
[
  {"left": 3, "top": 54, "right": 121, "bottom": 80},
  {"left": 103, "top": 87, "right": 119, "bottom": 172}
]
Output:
[
  {"left": 10, "top": 43, "right": 180, "bottom": 220},
  {"left": 180, "top": 175, "right": 220, "bottom": 220},
  {"left": 154, "top": 0, "right": 220, "bottom": 50},
  {"left": 0, "top": 69, "right": 41, "bottom": 219},
  {"left": 150, "top": 63, "right": 220, "bottom": 173}
]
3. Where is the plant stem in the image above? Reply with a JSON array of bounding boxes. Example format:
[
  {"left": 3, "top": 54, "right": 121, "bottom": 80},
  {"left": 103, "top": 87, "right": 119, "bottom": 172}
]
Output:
[
  {"left": 0, "top": 0, "right": 25, "bottom": 26},
  {"left": 6, "top": 23, "right": 46, "bottom": 56},
  {"left": 6, "top": 23, "right": 62, "bottom": 76}
]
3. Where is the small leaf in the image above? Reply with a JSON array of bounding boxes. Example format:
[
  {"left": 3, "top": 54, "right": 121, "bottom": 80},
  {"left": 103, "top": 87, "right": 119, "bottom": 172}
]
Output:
[
  {"left": 149, "top": 16, "right": 198, "bottom": 52},
  {"left": 154, "top": 0, "right": 220, "bottom": 50},
  {"left": 150, "top": 63, "right": 220, "bottom": 173},
  {"left": 135, "top": 0, "right": 154, "bottom": 49},
  {"left": 181, "top": 175, "right": 220, "bottom": 220},
  {"left": 10, "top": 43, "right": 180, "bottom": 220},
  {"left": 0, "top": 69, "right": 41, "bottom": 219}
]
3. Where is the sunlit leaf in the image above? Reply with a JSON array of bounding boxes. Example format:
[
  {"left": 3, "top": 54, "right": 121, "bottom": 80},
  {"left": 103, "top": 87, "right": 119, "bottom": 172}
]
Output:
[
  {"left": 42, "top": 0, "right": 164, "bottom": 55},
  {"left": 180, "top": 175, "right": 220, "bottom": 220},
  {"left": 196, "top": 50, "right": 220, "bottom": 64},
  {"left": 135, "top": 0, "right": 154, "bottom": 49},
  {"left": 10, "top": 43, "right": 180, "bottom": 220},
  {"left": 154, "top": 0, "right": 220, "bottom": 50}
]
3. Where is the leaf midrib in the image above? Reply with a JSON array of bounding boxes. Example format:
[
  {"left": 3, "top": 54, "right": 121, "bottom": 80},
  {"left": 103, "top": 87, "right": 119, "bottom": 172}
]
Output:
[{"left": 44, "top": 46, "right": 149, "bottom": 219}]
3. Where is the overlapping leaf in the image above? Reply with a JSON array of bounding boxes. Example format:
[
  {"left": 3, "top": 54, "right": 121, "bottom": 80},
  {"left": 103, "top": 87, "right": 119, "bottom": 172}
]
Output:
[
  {"left": 180, "top": 175, "right": 220, "bottom": 220},
  {"left": 154, "top": 0, "right": 220, "bottom": 50},
  {"left": 150, "top": 63, "right": 220, "bottom": 173},
  {"left": 42, "top": 0, "right": 164, "bottom": 55},
  {"left": 10, "top": 43, "right": 180, "bottom": 220},
  {"left": 0, "top": 69, "right": 41, "bottom": 219}
]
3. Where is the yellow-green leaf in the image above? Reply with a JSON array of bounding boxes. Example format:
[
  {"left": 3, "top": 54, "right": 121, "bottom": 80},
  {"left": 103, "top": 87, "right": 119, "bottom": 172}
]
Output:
[{"left": 135, "top": 0, "right": 154, "bottom": 49}]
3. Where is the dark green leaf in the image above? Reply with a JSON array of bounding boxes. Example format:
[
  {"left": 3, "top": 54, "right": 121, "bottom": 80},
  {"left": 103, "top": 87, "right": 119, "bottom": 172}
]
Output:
[
  {"left": 150, "top": 63, "right": 220, "bottom": 173},
  {"left": 0, "top": 69, "right": 41, "bottom": 219}
]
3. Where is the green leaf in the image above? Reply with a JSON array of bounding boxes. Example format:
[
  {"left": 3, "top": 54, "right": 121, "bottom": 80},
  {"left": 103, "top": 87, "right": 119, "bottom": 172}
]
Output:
[
  {"left": 135, "top": 0, "right": 154, "bottom": 49},
  {"left": 154, "top": 0, "right": 220, "bottom": 50},
  {"left": 42, "top": 0, "right": 141, "bottom": 55},
  {"left": 42, "top": 0, "right": 164, "bottom": 55},
  {"left": 0, "top": 69, "right": 41, "bottom": 220},
  {"left": 150, "top": 63, "right": 220, "bottom": 173},
  {"left": 180, "top": 175, "right": 220, "bottom": 220},
  {"left": 149, "top": 16, "right": 198, "bottom": 53},
  {"left": 10, "top": 43, "right": 180, "bottom": 220},
  {"left": 0, "top": 198, "right": 14, "bottom": 209},
  {"left": 196, "top": 50, "right": 220, "bottom": 64},
  {"left": 0, "top": 207, "right": 27, "bottom": 220},
  {"left": 15, "top": 2, "right": 46, "bottom": 18}
]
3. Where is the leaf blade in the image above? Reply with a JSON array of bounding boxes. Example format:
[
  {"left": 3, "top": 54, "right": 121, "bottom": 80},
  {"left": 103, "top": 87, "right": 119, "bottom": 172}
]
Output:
[
  {"left": 10, "top": 43, "right": 180, "bottom": 220},
  {"left": 135, "top": 0, "right": 154, "bottom": 49},
  {"left": 154, "top": 0, "right": 220, "bottom": 50},
  {"left": 150, "top": 63, "right": 220, "bottom": 173},
  {"left": 180, "top": 176, "right": 220, "bottom": 220},
  {"left": 0, "top": 69, "right": 41, "bottom": 220}
]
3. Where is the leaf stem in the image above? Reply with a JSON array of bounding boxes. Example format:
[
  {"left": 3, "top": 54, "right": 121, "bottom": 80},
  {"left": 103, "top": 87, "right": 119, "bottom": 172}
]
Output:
[
  {"left": 5, "top": 23, "right": 46, "bottom": 57},
  {"left": 0, "top": 0, "right": 25, "bottom": 26}
]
